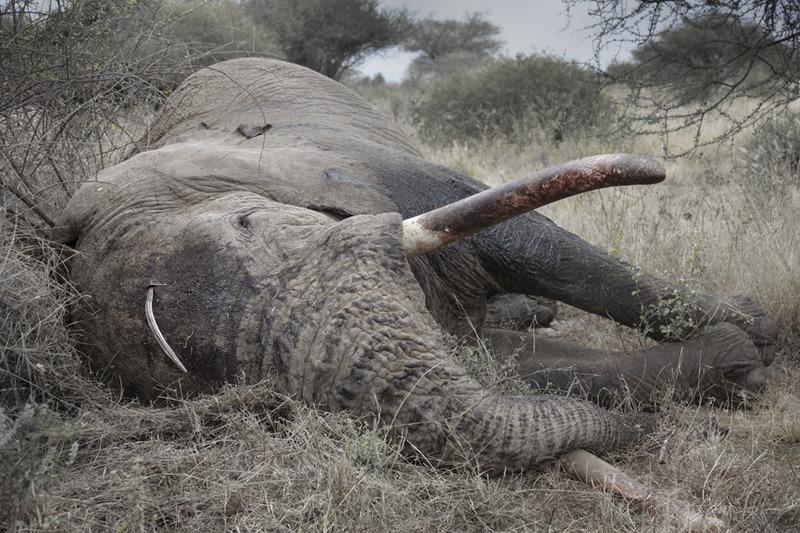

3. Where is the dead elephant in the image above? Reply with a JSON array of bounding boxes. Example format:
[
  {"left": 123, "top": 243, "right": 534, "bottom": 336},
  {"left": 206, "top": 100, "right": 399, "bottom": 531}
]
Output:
[{"left": 55, "top": 58, "right": 776, "bottom": 473}]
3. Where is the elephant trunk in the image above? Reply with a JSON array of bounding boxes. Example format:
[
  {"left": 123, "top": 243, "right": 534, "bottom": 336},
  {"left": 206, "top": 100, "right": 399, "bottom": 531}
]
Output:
[
  {"left": 402, "top": 154, "right": 665, "bottom": 256},
  {"left": 373, "top": 359, "right": 653, "bottom": 471},
  {"left": 265, "top": 213, "right": 652, "bottom": 470}
]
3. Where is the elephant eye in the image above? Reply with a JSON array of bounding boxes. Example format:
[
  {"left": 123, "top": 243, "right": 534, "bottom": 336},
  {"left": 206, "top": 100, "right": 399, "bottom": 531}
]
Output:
[{"left": 235, "top": 208, "right": 261, "bottom": 230}]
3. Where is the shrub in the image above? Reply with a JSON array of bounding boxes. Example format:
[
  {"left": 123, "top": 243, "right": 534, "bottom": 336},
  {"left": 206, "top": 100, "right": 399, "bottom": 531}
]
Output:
[
  {"left": 0, "top": 0, "right": 275, "bottom": 232},
  {"left": 406, "top": 51, "right": 495, "bottom": 88},
  {"left": 162, "top": 0, "right": 278, "bottom": 64},
  {"left": 742, "top": 109, "right": 800, "bottom": 195},
  {"left": 411, "top": 54, "right": 614, "bottom": 145}
]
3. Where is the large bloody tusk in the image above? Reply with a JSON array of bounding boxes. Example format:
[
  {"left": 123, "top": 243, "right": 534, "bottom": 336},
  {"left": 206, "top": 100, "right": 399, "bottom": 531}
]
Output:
[
  {"left": 402, "top": 153, "right": 665, "bottom": 257},
  {"left": 560, "top": 449, "right": 725, "bottom": 532}
]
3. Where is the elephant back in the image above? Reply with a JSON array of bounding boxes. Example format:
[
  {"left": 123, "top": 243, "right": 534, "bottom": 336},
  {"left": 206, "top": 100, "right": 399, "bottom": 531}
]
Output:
[{"left": 147, "top": 57, "right": 419, "bottom": 157}]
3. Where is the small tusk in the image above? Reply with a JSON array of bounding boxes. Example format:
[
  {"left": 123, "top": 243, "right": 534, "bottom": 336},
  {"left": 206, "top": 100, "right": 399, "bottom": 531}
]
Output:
[
  {"left": 560, "top": 448, "right": 725, "bottom": 533},
  {"left": 145, "top": 286, "right": 188, "bottom": 373}
]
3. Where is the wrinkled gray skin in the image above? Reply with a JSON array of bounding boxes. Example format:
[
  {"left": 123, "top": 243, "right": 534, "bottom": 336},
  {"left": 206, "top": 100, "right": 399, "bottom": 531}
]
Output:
[{"left": 58, "top": 58, "right": 775, "bottom": 470}]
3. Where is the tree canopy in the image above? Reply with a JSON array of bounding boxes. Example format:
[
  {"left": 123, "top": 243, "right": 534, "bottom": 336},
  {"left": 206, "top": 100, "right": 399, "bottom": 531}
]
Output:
[
  {"left": 566, "top": 0, "right": 800, "bottom": 151},
  {"left": 611, "top": 13, "right": 794, "bottom": 104},
  {"left": 405, "top": 12, "right": 503, "bottom": 61},
  {"left": 247, "top": 0, "right": 410, "bottom": 80},
  {"left": 403, "top": 12, "right": 504, "bottom": 85}
]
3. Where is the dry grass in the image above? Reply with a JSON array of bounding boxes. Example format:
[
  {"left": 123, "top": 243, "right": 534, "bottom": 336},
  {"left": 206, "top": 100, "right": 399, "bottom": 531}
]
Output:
[
  {"left": 2, "top": 85, "right": 799, "bottom": 531},
  {"left": 1, "top": 221, "right": 798, "bottom": 531}
]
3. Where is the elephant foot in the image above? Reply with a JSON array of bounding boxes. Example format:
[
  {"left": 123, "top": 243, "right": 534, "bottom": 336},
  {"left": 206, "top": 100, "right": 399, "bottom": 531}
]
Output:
[
  {"left": 725, "top": 294, "right": 778, "bottom": 365},
  {"left": 483, "top": 323, "right": 766, "bottom": 408},
  {"left": 484, "top": 293, "right": 556, "bottom": 330}
]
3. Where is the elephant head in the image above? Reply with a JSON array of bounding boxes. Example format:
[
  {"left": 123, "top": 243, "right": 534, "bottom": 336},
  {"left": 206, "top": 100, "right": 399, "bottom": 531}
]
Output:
[{"left": 56, "top": 58, "right": 773, "bottom": 472}]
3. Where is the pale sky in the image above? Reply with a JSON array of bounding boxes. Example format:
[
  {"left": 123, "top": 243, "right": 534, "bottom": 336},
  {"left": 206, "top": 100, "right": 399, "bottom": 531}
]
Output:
[{"left": 359, "top": 0, "right": 635, "bottom": 82}]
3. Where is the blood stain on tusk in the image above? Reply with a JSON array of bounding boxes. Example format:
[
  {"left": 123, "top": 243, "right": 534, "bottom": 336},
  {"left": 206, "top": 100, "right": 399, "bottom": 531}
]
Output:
[
  {"left": 145, "top": 286, "right": 188, "bottom": 373},
  {"left": 402, "top": 153, "right": 665, "bottom": 257}
]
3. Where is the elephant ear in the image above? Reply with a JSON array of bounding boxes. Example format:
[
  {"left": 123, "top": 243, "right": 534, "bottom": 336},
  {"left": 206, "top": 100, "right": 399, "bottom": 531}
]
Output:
[
  {"left": 266, "top": 166, "right": 398, "bottom": 218},
  {"left": 52, "top": 139, "right": 400, "bottom": 247}
]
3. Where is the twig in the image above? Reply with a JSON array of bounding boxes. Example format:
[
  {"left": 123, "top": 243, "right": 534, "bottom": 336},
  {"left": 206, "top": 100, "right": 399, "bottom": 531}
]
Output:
[{"left": 0, "top": 167, "right": 56, "bottom": 227}]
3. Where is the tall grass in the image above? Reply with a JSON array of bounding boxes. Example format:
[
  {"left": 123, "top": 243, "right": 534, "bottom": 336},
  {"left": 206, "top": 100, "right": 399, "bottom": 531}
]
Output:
[{"left": 2, "top": 214, "right": 798, "bottom": 530}]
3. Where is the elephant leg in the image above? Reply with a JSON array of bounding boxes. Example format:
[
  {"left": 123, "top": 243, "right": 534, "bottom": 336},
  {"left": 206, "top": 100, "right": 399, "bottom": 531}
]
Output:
[
  {"left": 476, "top": 214, "right": 777, "bottom": 362},
  {"left": 482, "top": 325, "right": 767, "bottom": 407}
]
